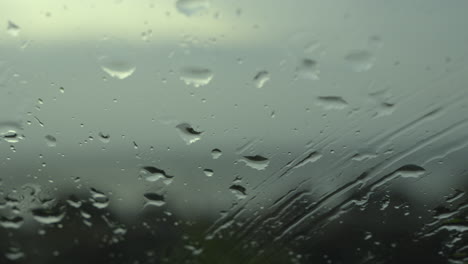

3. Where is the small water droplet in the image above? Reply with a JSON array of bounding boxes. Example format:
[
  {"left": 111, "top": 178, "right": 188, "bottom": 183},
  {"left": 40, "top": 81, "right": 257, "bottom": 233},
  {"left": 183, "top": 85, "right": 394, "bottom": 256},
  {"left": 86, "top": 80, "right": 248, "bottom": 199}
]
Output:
[
  {"left": 143, "top": 193, "right": 166, "bottom": 207},
  {"left": 45, "top": 135, "right": 57, "bottom": 147},
  {"left": 240, "top": 155, "right": 270, "bottom": 170},
  {"left": 99, "top": 56, "right": 136, "bottom": 79},
  {"left": 316, "top": 96, "right": 348, "bottom": 110},
  {"left": 211, "top": 148, "right": 222, "bottom": 159},
  {"left": 176, "top": 123, "right": 202, "bottom": 144},
  {"left": 253, "top": 71, "right": 269, "bottom": 88},
  {"left": 6, "top": 21, "right": 20, "bottom": 37},
  {"left": 59, "top": 87, "right": 65, "bottom": 93},
  {"left": 345, "top": 50, "right": 375, "bottom": 72},
  {"left": 180, "top": 67, "right": 213, "bottom": 87},
  {"left": 176, "top": 0, "right": 210, "bottom": 16},
  {"left": 203, "top": 169, "right": 214, "bottom": 177}
]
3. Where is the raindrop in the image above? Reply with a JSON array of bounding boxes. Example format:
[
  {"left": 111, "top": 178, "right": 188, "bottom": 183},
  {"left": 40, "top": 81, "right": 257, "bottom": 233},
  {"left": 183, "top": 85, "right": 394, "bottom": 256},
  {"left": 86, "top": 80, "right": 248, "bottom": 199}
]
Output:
[
  {"left": 176, "top": 123, "right": 202, "bottom": 144},
  {"left": 31, "top": 208, "right": 66, "bottom": 224},
  {"left": 392, "top": 165, "right": 426, "bottom": 178},
  {"left": 45, "top": 135, "right": 57, "bottom": 147},
  {"left": 229, "top": 184, "right": 247, "bottom": 199},
  {"left": 5, "top": 246, "right": 24, "bottom": 261},
  {"left": 6, "top": 21, "right": 20, "bottom": 36},
  {"left": 180, "top": 67, "right": 213, "bottom": 87},
  {"left": 316, "top": 96, "right": 348, "bottom": 110},
  {"left": 296, "top": 59, "right": 320, "bottom": 80},
  {"left": 140, "top": 166, "right": 174, "bottom": 184},
  {"left": 240, "top": 155, "right": 270, "bottom": 170},
  {"left": 0, "top": 122, "right": 22, "bottom": 143},
  {"left": 98, "top": 132, "right": 110, "bottom": 143},
  {"left": 99, "top": 56, "right": 136, "bottom": 79},
  {"left": 176, "top": 0, "right": 210, "bottom": 16},
  {"left": 368, "top": 35, "right": 383, "bottom": 49},
  {"left": 211, "top": 148, "right": 222, "bottom": 159},
  {"left": 203, "top": 169, "right": 214, "bottom": 177},
  {"left": 344, "top": 50, "right": 375, "bottom": 72},
  {"left": 0, "top": 215, "right": 24, "bottom": 229},
  {"left": 143, "top": 193, "right": 166, "bottom": 207},
  {"left": 90, "top": 188, "right": 110, "bottom": 209},
  {"left": 253, "top": 71, "right": 270, "bottom": 88}
]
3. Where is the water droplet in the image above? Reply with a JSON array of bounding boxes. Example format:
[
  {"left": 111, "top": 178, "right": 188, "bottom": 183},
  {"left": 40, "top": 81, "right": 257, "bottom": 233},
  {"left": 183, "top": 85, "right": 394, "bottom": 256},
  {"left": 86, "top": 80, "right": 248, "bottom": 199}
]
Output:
[
  {"left": 176, "top": 0, "right": 210, "bottom": 16},
  {"left": 143, "top": 193, "right": 166, "bottom": 207},
  {"left": 229, "top": 184, "right": 247, "bottom": 199},
  {"left": 296, "top": 59, "right": 320, "bottom": 80},
  {"left": 5, "top": 246, "right": 24, "bottom": 261},
  {"left": 66, "top": 195, "right": 82, "bottom": 208},
  {"left": 368, "top": 35, "right": 383, "bottom": 49},
  {"left": 392, "top": 165, "right": 425, "bottom": 178},
  {"left": 45, "top": 135, "right": 57, "bottom": 147},
  {"left": 180, "top": 67, "right": 213, "bottom": 87},
  {"left": 59, "top": 87, "right": 65, "bottom": 93},
  {"left": 6, "top": 21, "right": 20, "bottom": 36},
  {"left": 176, "top": 123, "right": 202, "bottom": 144},
  {"left": 316, "top": 96, "right": 348, "bottom": 110},
  {"left": 140, "top": 166, "right": 174, "bottom": 184},
  {"left": 99, "top": 56, "right": 136, "bottom": 79},
  {"left": 90, "top": 188, "right": 110, "bottom": 209},
  {"left": 240, "top": 155, "right": 270, "bottom": 170},
  {"left": 98, "top": 132, "right": 110, "bottom": 143},
  {"left": 253, "top": 71, "right": 270, "bottom": 88},
  {"left": 203, "top": 169, "right": 214, "bottom": 177},
  {"left": 0, "top": 215, "right": 24, "bottom": 229},
  {"left": 211, "top": 148, "right": 222, "bottom": 159},
  {"left": 0, "top": 121, "right": 23, "bottom": 143},
  {"left": 31, "top": 208, "right": 65, "bottom": 224},
  {"left": 345, "top": 50, "right": 375, "bottom": 72}
]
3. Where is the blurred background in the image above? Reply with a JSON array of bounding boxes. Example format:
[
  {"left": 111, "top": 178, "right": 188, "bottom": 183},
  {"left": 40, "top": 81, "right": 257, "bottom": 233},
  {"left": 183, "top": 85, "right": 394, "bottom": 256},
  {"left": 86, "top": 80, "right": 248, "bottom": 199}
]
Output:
[{"left": 0, "top": 0, "right": 467, "bottom": 263}]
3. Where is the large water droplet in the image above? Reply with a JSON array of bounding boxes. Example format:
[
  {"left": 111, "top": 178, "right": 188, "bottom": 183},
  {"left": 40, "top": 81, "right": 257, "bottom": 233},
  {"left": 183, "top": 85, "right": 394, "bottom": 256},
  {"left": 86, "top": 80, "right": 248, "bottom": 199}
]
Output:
[
  {"left": 5, "top": 246, "right": 24, "bottom": 261},
  {"left": 140, "top": 166, "right": 174, "bottom": 184},
  {"left": 99, "top": 56, "right": 136, "bottom": 79},
  {"left": 45, "top": 135, "right": 57, "bottom": 147},
  {"left": 211, "top": 148, "right": 222, "bottom": 159},
  {"left": 253, "top": 71, "right": 270, "bottom": 88},
  {"left": 229, "top": 184, "right": 247, "bottom": 199},
  {"left": 0, "top": 122, "right": 23, "bottom": 143},
  {"left": 393, "top": 165, "right": 426, "bottom": 178},
  {"left": 176, "top": 0, "right": 210, "bottom": 16},
  {"left": 176, "top": 123, "right": 202, "bottom": 144},
  {"left": 180, "top": 67, "right": 213, "bottom": 87},
  {"left": 0, "top": 215, "right": 24, "bottom": 229},
  {"left": 143, "top": 193, "right": 166, "bottom": 207},
  {"left": 316, "top": 96, "right": 348, "bottom": 110},
  {"left": 31, "top": 208, "right": 65, "bottom": 224},
  {"left": 345, "top": 50, "right": 375, "bottom": 72},
  {"left": 6, "top": 21, "right": 20, "bottom": 37},
  {"left": 240, "top": 155, "right": 270, "bottom": 170},
  {"left": 296, "top": 59, "right": 320, "bottom": 80}
]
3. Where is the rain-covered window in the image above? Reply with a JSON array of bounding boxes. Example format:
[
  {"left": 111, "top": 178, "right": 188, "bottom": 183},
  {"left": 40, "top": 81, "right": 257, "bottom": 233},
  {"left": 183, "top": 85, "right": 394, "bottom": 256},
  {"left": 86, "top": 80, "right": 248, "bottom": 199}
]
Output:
[{"left": 0, "top": 1, "right": 467, "bottom": 263}]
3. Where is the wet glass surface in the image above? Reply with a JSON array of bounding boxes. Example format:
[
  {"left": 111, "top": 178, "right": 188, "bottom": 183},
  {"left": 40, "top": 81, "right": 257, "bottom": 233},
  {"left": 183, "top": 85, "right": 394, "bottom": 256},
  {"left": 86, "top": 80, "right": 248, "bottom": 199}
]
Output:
[{"left": 0, "top": 1, "right": 467, "bottom": 263}]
